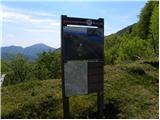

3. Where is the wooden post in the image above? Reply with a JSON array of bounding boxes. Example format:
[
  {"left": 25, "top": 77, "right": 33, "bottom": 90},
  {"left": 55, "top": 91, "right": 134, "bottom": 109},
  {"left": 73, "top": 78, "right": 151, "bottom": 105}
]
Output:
[
  {"left": 97, "top": 91, "right": 104, "bottom": 118},
  {"left": 61, "top": 15, "right": 70, "bottom": 119},
  {"left": 97, "top": 18, "right": 104, "bottom": 118},
  {"left": 97, "top": 65, "right": 104, "bottom": 118}
]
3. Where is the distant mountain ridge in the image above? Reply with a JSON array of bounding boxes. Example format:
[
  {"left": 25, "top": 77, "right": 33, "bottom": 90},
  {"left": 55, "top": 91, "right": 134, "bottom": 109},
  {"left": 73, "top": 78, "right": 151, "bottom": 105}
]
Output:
[{"left": 1, "top": 43, "right": 56, "bottom": 61}]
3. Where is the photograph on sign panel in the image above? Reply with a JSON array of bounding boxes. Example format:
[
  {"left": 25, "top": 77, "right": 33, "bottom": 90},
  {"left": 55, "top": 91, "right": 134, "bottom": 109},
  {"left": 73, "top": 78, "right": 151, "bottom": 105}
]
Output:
[{"left": 63, "top": 27, "right": 103, "bottom": 60}]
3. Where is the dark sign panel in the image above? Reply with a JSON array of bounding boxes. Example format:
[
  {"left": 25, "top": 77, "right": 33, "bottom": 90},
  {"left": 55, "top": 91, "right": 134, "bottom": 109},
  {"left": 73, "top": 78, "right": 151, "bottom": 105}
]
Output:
[
  {"left": 88, "top": 62, "right": 103, "bottom": 93},
  {"left": 63, "top": 27, "right": 103, "bottom": 60}
]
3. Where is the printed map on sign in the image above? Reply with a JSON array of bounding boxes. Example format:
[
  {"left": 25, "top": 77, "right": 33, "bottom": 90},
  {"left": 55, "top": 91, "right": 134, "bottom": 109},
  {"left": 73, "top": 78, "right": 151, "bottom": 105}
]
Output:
[
  {"left": 64, "top": 61, "right": 88, "bottom": 96},
  {"left": 63, "top": 26, "right": 103, "bottom": 60}
]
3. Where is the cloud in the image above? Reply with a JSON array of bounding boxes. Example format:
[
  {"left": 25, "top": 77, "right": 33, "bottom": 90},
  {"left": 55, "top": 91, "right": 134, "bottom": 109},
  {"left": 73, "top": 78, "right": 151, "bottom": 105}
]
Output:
[
  {"left": 3, "top": 11, "right": 30, "bottom": 21},
  {"left": 2, "top": 4, "right": 60, "bottom": 26},
  {"left": 2, "top": 10, "right": 60, "bottom": 25},
  {"left": 31, "top": 11, "right": 59, "bottom": 17},
  {"left": 24, "top": 28, "right": 59, "bottom": 33},
  {"left": 2, "top": 5, "right": 61, "bottom": 48}
]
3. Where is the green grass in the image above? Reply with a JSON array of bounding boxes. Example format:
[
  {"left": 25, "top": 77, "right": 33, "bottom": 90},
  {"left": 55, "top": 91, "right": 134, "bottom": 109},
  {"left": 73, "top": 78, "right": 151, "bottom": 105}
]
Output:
[{"left": 1, "top": 61, "right": 159, "bottom": 118}]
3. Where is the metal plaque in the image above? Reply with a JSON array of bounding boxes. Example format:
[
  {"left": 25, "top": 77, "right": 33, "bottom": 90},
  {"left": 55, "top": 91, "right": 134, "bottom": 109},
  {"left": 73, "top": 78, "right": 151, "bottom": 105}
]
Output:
[{"left": 64, "top": 61, "right": 88, "bottom": 96}]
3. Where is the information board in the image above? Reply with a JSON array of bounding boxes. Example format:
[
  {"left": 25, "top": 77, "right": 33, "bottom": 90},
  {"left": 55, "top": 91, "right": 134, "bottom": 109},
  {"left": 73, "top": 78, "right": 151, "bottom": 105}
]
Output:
[{"left": 61, "top": 15, "right": 104, "bottom": 118}]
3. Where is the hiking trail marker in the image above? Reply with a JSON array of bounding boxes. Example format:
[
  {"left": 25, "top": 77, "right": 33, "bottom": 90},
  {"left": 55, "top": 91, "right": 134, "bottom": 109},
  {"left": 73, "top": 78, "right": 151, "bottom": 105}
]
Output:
[{"left": 61, "top": 15, "right": 104, "bottom": 118}]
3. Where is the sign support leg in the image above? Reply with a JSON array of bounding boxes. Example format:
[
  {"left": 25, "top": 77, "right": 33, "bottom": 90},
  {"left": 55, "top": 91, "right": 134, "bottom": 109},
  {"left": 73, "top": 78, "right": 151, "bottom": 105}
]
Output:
[
  {"left": 63, "top": 95, "right": 69, "bottom": 118},
  {"left": 97, "top": 91, "right": 104, "bottom": 118}
]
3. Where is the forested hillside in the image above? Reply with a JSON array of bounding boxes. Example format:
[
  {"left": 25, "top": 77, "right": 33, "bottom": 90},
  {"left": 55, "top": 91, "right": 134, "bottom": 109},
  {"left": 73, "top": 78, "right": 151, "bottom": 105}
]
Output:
[{"left": 104, "top": 1, "right": 159, "bottom": 64}]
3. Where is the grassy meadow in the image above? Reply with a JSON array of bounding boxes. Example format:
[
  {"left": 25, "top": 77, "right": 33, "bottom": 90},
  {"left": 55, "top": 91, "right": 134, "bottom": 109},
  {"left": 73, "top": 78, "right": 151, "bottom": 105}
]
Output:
[{"left": 1, "top": 60, "right": 158, "bottom": 119}]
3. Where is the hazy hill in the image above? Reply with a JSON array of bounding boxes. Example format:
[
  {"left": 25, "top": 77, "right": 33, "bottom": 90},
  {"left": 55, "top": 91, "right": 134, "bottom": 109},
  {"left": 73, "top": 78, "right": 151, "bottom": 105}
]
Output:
[{"left": 1, "top": 43, "right": 56, "bottom": 61}]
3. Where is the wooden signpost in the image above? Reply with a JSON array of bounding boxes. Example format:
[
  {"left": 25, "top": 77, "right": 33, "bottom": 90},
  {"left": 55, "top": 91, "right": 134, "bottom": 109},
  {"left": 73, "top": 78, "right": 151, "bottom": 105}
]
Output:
[{"left": 61, "top": 15, "right": 104, "bottom": 118}]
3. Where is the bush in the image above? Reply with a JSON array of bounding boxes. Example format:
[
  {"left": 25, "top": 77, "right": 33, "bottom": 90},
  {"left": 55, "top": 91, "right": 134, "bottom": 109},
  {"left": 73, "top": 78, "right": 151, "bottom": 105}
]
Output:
[
  {"left": 116, "top": 36, "right": 155, "bottom": 63},
  {"left": 35, "top": 50, "right": 61, "bottom": 79},
  {"left": 3, "top": 55, "right": 32, "bottom": 86}
]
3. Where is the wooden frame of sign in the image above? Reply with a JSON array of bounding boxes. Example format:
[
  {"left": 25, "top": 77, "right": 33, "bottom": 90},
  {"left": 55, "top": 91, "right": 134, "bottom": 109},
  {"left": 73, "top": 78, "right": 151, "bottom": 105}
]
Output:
[{"left": 61, "top": 15, "right": 104, "bottom": 118}]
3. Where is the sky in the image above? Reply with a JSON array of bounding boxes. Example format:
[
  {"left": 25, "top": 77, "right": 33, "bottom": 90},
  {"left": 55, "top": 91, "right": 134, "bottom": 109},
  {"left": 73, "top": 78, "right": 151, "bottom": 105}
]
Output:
[{"left": 1, "top": 0, "right": 147, "bottom": 48}]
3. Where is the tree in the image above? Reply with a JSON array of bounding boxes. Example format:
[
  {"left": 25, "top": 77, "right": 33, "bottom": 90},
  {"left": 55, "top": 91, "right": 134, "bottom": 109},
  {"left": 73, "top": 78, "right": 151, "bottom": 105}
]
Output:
[
  {"left": 50, "top": 51, "right": 61, "bottom": 79},
  {"left": 149, "top": 3, "right": 159, "bottom": 55},
  {"left": 1, "top": 60, "right": 10, "bottom": 74},
  {"left": 117, "top": 36, "right": 155, "bottom": 62},
  {"left": 33, "top": 63, "right": 50, "bottom": 80},
  {"left": 137, "top": 1, "right": 156, "bottom": 39},
  {"left": 35, "top": 50, "right": 61, "bottom": 79},
  {"left": 3, "top": 54, "right": 31, "bottom": 85}
]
